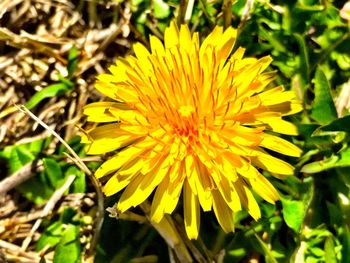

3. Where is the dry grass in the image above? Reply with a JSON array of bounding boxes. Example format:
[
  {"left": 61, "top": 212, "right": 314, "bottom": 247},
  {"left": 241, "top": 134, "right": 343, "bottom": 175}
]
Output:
[{"left": 0, "top": 0, "right": 138, "bottom": 261}]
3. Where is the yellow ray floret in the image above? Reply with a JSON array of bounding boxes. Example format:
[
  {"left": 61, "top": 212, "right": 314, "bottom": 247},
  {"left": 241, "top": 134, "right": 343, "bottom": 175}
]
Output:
[{"left": 83, "top": 22, "right": 302, "bottom": 239}]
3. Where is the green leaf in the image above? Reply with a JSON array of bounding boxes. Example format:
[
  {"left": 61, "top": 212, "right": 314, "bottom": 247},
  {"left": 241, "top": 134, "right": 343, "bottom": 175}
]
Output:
[
  {"left": 341, "top": 226, "right": 350, "bottom": 263},
  {"left": 301, "top": 147, "right": 350, "bottom": 173},
  {"left": 67, "top": 46, "right": 78, "bottom": 78},
  {"left": 281, "top": 198, "right": 305, "bottom": 232},
  {"left": 17, "top": 171, "right": 54, "bottom": 204},
  {"left": 334, "top": 52, "right": 350, "bottom": 70},
  {"left": 295, "top": 4, "right": 324, "bottom": 12},
  {"left": 29, "top": 139, "right": 45, "bottom": 156},
  {"left": 43, "top": 158, "right": 63, "bottom": 189},
  {"left": 309, "top": 247, "right": 325, "bottom": 257},
  {"left": 36, "top": 221, "right": 64, "bottom": 251},
  {"left": 294, "top": 33, "right": 310, "bottom": 88},
  {"left": 53, "top": 224, "right": 81, "bottom": 263},
  {"left": 65, "top": 166, "right": 86, "bottom": 193},
  {"left": 232, "top": 0, "right": 246, "bottom": 17},
  {"left": 301, "top": 155, "right": 339, "bottom": 173},
  {"left": 25, "top": 83, "right": 71, "bottom": 110},
  {"left": 2, "top": 145, "right": 36, "bottom": 174},
  {"left": 57, "top": 75, "right": 74, "bottom": 88},
  {"left": 60, "top": 207, "right": 78, "bottom": 224},
  {"left": 153, "top": 0, "right": 170, "bottom": 19},
  {"left": 326, "top": 201, "right": 343, "bottom": 226},
  {"left": 258, "top": 26, "right": 287, "bottom": 53},
  {"left": 313, "top": 115, "right": 350, "bottom": 134},
  {"left": 253, "top": 234, "right": 278, "bottom": 263},
  {"left": 298, "top": 123, "right": 334, "bottom": 148},
  {"left": 325, "top": 236, "right": 337, "bottom": 263},
  {"left": 310, "top": 68, "right": 337, "bottom": 125}
]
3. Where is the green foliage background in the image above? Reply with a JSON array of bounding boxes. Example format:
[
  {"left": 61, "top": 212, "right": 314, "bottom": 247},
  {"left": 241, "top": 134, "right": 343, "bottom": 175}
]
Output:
[{"left": 2, "top": 0, "right": 350, "bottom": 262}]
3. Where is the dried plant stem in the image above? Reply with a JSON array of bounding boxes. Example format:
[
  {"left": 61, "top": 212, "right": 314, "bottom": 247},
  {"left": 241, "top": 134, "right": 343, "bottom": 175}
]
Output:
[
  {"left": 88, "top": 0, "right": 98, "bottom": 27},
  {"left": 222, "top": 0, "right": 232, "bottom": 29},
  {"left": 21, "top": 175, "right": 76, "bottom": 250},
  {"left": 0, "top": 160, "right": 43, "bottom": 195},
  {"left": 173, "top": 214, "right": 210, "bottom": 263},
  {"left": 0, "top": 239, "right": 43, "bottom": 262},
  {"left": 184, "top": 0, "right": 195, "bottom": 23},
  {"left": 15, "top": 105, "right": 88, "bottom": 173},
  {"left": 140, "top": 202, "right": 193, "bottom": 263},
  {"left": 198, "top": 0, "right": 214, "bottom": 27},
  {"left": 177, "top": 0, "right": 187, "bottom": 25},
  {"left": 238, "top": 0, "right": 255, "bottom": 33},
  {"left": 14, "top": 104, "right": 104, "bottom": 257}
]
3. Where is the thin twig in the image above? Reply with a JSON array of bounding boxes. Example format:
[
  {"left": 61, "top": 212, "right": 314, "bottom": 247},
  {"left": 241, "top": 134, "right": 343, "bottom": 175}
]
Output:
[
  {"left": 21, "top": 175, "right": 76, "bottom": 250},
  {"left": 177, "top": 0, "right": 187, "bottom": 26},
  {"left": 140, "top": 202, "right": 193, "bottom": 263},
  {"left": 238, "top": 0, "right": 255, "bottom": 33},
  {"left": 0, "top": 239, "right": 43, "bottom": 261},
  {"left": 222, "top": 0, "right": 232, "bottom": 29},
  {"left": 14, "top": 104, "right": 104, "bottom": 257},
  {"left": 174, "top": 214, "right": 210, "bottom": 263},
  {"left": 0, "top": 160, "right": 43, "bottom": 195},
  {"left": 88, "top": 0, "right": 98, "bottom": 27},
  {"left": 184, "top": 0, "right": 195, "bottom": 23},
  {"left": 198, "top": 0, "right": 214, "bottom": 27}
]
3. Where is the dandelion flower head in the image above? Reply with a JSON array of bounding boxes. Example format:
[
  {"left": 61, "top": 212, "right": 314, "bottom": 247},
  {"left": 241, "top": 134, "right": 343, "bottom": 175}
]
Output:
[{"left": 82, "top": 22, "right": 302, "bottom": 239}]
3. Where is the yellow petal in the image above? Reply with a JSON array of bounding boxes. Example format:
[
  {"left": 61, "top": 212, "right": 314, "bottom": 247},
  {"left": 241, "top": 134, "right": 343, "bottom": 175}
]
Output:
[
  {"left": 244, "top": 186, "right": 261, "bottom": 220},
  {"left": 231, "top": 47, "right": 246, "bottom": 61},
  {"left": 257, "top": 116, "right": 299, "bottom": 135},
  {"left": 150, "top": 175, "right": 170, "bottom": 223},
  {"left": 183, "top": 179, "right": 200, "bottom": 239},
  {"left": 213, "top": 169, "right": 241, "bottom": 212},
  {"left": 235, "top": 56, "right": 273, "bottom": 98},
  {"left": 95, "top": 140, "right": 155, "bottom": 178},
  {"left": 185, "top": 155, "right": 197, "bottom": 195},
  {"left": 265, "top": 101, "right": 302, "bottom": 116},
  {"left": 86, "top": 134, "right": 138, "bottom": 155},
  {"left": 200, "top": 26, "right": 223, "bottom": 57},
  {"left": 164, "top": 21, "right": 179, "bottom": 49},
  {"left": 260, "top": 133, "right": 302, "bottom": 157},
  {"left": 116, "top": 173, "right": 148, "bottom": 212},
  {"left": 95, "top": 81, "right": 139, "bottom": 103},
  {"left": 164, "top": 162, "right": 185, "bottom": 214},
  {"left": 103, "top": 171, "right": 138, "bottom": 196},
  {"left": 179, "top": 24, "right": 192, "bottom": 52},
  {"left": 83, "top": 102, "right": 121, "bottom": 122},
  {"left": 84, "top": 102, "right": 135, "bottom": 122},
  {"left": 253, "top": 152, "right": 295, "bottom": 176},
  {"left": 234, "top": 181, "right": 261, "bottom": 220},
  {"left": 222, "top": 125, "right": 263, "bottom": 147},
  {"left": 217, "top": 27, "right": 237, "bottom": 61},
  {"left": 212, "top": 190, "right": 235, "bottom": 233},
  {"left": 140, "top": 154, "right": 172, "bottom": 190},
  {"left": 236, "top": 161, "right": 261, "bottom": 179},
  {"left": 259, "top": 87, "right": 293, "bottom": 104},
  {"left": 117, "top": 155, "right": 171, "bottom": 212},
  {"left": 85, "top": 124, "right": 141, "bottom": 154},
  {"left": 249, "top": 174, "right": 280, "bottom": 204},
  {"left": 150, "top": 160, "right": 183, "bottom": 222},
  {"left": 193, "top": 160, "right": 214, "bottom": 211},
  {"left": 94, "top": 79, "right": 118, "bottom": 100},
  {"left": 117, "top": 154, "right": 170, "bottom": 213},
  {"left": 133, "top": 42, "right": 151, "bottom": 60},
  {"left": 150, "top": 35, "right": 165, "bottom": 56}
]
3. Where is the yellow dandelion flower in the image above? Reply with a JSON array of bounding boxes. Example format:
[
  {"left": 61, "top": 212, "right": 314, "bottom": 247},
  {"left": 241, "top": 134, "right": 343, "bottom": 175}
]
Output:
[{"left": 83, "top": 22, "right": 302, "bottom": 239}]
